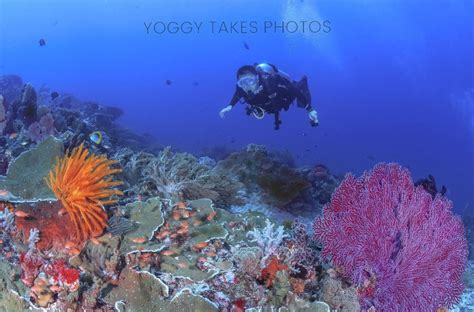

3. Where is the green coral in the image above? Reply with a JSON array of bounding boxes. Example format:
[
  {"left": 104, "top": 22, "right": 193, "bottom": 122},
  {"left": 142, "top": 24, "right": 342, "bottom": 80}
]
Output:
[
  {"left": 120, "top": 197, "right": 165, "bottom": 254},
  {"left": 103, "top": 268, "right": 217, "bottom": 312},
  {"left": 158, "top": 199, "right": 228, "bottom": 281},
  {"left": 0, "top": 136, "right": 63, "bottom": 200}
]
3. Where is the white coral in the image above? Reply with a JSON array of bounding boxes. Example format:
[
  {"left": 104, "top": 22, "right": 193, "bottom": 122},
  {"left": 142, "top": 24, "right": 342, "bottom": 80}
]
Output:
[
  {"left": 28, "top": 228, "right": 40, "bottom": 251},
  {"left": 246, "top": 219, "right": 288, "bottom": 266},
  {"left": 0, "top": 208, "right": 15, "bottom": 231}
]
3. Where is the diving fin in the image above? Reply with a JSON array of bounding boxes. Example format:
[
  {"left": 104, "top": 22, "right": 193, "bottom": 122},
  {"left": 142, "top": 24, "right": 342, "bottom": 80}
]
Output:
[{"left": 296, "top": 75, "right": 311, "bottom": 108}]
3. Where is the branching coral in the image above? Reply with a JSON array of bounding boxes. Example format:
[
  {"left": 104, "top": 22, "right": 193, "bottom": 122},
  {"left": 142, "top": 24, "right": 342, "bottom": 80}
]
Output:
[
  {"left": 143, "top": 147, "right": 214, "bottom": 199},
  {"left": 46, "top": 143, "right": 123, "bottom": 240},
  {"left": 314, "top": 163, "right": 468, "bottom": 311},
  {"left": 138, "top": 147, "right": 242, "bottom": 207},
  {"left": 247, "top": 219, "right": 288, "bottom": 266}
]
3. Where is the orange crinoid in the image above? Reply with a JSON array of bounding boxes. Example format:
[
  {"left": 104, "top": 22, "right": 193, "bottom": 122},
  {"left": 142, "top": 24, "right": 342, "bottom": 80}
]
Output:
[{"left": 46, "top": 143, "right": 123, "bottom": 240}]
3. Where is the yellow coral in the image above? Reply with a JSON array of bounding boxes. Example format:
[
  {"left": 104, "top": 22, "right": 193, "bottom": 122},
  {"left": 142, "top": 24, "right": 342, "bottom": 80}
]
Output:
[{"left": 46, "top": 143, "right": 123, "bottom": 240}]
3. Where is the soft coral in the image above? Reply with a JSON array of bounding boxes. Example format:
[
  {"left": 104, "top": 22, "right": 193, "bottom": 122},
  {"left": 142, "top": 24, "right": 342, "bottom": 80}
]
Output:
[{"left": 314, "top": 163, "right": 468, "bottom": 311}]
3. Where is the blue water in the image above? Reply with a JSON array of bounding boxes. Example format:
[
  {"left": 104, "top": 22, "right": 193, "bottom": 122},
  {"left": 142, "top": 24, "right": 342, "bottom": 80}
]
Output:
[{"left": 1, "top": 0, "right": 473, "bottom": 213}]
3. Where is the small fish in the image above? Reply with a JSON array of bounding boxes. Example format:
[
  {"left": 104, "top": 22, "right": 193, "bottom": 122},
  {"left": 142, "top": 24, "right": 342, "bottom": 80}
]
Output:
[
  {"left": 64, "top": 241, "right": 76, "bottom": 249},
  {"left": 20, "top": 141, "right": 28, "bottom": 146},
  {"left": 9, "top": 133, "right": 18, "bottom": 139},
  {"left": 177, "top": 262, "right": 189, "bottom": 269},
  {"left": 192, "top": 241, "right": 208, "bottom": 251},
  {"left": 49, "top": 285, "right": 61, "bottom": 292},
  {"left": 30, "top": 284, "right": 44, "bottom": 294},
  {"left": 14, "top": 210, "right": 31, "bottom": 218},
  {"left": 51, "top": 91, "right": 59, "bottom": 100},
  {"left": 170, "top": 233, "right": 178, "bottom": 239},
  {"left": 179, "top": 221, "right": 189, "bottom": 229},
  {"left": 161, "top": 249, "right": 176, "bottom": 256},
  {"left": 165, "top": 79, "right": 172, "bottom": 85},
  {"left": 192, "top": 220, "right": 202, "bottom": 227},
  {"left": 130, "top": 237, "right": 147, "bottom": 244},
  {"left": 243, "top": 41, "right": 250, "bottom": 50},
  {"left": 69, "top": 248, "right": 81, "bottom": 256},
  {"left": 206, "top": 211, "right": 217, "bottom": 221},
  {"left": 58, "top": 208, "right": 67, "bottom": 216},
  {"left": 172, "top": 211, "right": 181, "bottom": 221},
  {"left": 206, "top": 251, "right": 217, "bottom": 257},
  {"left": 175, "top": 202, "right": 187, "bottom": 209},
  {"left": 155, "top": 230, "right": 171, "bottom": 240},
  {"left": 177, "top": 228, "right": 188, "bottom": 235},
  {"left": 302, "top": 132, "right": 307, "bottom": 137},
  {"left": 0, "top": 190, "right": 10, "bottom": 197},
  {"left": 182, "top": 210, "right": 191, "bottom": 218},
  {"left": 90, "top": 237, "right": 101, "bottom": 245},
  {"left": 89, "top": 131, "right": 103, "bottom": 145},
  {"left": 39, "top": 38, "right": 46, "bottom": 46}
]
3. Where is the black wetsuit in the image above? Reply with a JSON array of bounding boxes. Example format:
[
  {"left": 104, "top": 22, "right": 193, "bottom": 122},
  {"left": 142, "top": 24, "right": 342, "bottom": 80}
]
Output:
[{"left": 228, "top": 71, "right": 313, "bottom": 129}]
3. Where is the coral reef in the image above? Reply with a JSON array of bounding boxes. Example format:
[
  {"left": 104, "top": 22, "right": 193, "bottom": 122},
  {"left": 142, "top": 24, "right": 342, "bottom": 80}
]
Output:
[
  {"left": 0, "top": 95, "right": 5, "bottom": 135},
  {"left": 314, "top": 162, "right": 468, "bottom": 311},
  {"left": 46, "top": 143, "right": 123, "bottom": 239},
  {"left": 0, "top": 76, "right": 469, "bottom": 311}
]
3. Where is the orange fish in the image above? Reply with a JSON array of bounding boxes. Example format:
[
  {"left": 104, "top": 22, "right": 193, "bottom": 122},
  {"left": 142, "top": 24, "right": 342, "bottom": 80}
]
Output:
[
  {"left": 50, "top": 285, "right": 61, "bottom": 292},
  {"left": 130, "top": 237, "right": 147, "bottom": 244},
  {"left": 9, "top": 133, "right": 18, "bottom": 139},
  {"left": 0, "top": 190, "right": 9, "bottom": 197},
  {"left": 172, "top": 211, "right": 181, "bottom": 221},
  {"left": 192, "top": 241, "right": 208, "bottom": 251},
  {"left": 69, "top": 248, "right": 81, "bottom": 256},
  {"left": 192, "top": 220, "right": 202, "bottom": 227},
  {"left": 176, "top": 202, "right": 187, "bottom": 209},
  {"left": 161, "top": 250, "right": 176, "bottom": 256},
  {"left": 207, "top": 211, "right": 217, "bottom": 221},
  {"left": 58, "top": 208, "right": 67, "bottom": 216},
  {"left": 177, "top": 262, "right": 189, "bottom": 269},
  {"left": 155, "top": 230, "right": 171, "bottom": 240},
  {"left": 14, "top": 210, "right": 31, "bottom": 218},
  {"left": 64, "top": 241, "right": 76, "bottom": 249},
  {"left": 179, "top": 221, "right": 189, "bottom": 229},
  {"left": 177, "top": 228, "right": 188, "bottom": 235},
  {"left": 206, "top": 251, "right": 217, "bottom": 257},
  {"left": 90, "top": 237, "right": 101, "bottom": 245}
]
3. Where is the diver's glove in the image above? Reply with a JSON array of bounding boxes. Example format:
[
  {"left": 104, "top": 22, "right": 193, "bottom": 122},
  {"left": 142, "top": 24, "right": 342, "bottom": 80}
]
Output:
[
  {"left": 308, "top": 109, "right": 319, "bottom": 126},
  {"left": 219, "top": 105, "right": 233, "bottom": 118}
]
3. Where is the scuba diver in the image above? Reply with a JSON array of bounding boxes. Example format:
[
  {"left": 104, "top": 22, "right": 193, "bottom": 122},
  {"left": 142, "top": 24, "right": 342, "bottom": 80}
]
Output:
[{"left": 219, "top": 63, "right": 319, "bottom": 130}]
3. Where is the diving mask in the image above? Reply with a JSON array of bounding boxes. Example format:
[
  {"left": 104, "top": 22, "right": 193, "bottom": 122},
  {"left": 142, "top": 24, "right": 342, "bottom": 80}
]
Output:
[{"left": 237, "top": 74, "right": 262, "bottom": 95}]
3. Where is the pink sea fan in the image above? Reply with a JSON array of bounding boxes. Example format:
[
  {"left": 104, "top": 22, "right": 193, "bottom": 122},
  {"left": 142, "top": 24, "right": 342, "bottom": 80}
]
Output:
[{"left": 314, "top": 163, "right": 468, "bottom": 311}]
